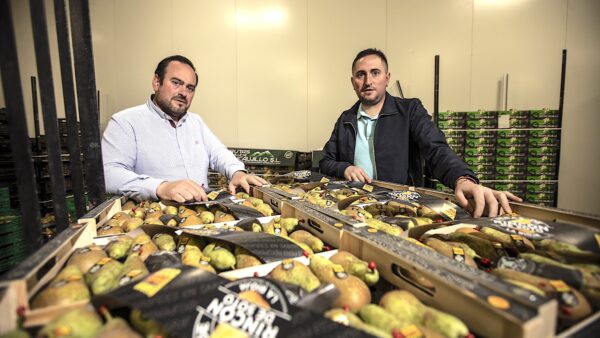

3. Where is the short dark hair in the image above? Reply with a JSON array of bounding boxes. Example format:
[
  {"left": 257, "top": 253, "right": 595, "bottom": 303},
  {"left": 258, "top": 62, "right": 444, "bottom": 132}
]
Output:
[
  {"left": 352, "top": 48, "right": 388, "bottom": 72},
  {"left": 154, "top": 55, "right": 198, "bottom": 84}
]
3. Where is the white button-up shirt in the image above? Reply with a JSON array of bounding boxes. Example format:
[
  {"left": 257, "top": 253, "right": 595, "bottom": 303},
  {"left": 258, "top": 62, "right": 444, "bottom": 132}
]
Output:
[{"left": 102, "top": 96, "right": 245, "bottom": 200}]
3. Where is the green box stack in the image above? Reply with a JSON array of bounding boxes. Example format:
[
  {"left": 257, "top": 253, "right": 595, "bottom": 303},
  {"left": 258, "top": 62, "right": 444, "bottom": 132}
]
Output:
[
  {"left": 1, "top": 184, "right": 26, "bottom": 273},
  {"left": 438, "top": 108, "right": 561, "bottom": 207}
]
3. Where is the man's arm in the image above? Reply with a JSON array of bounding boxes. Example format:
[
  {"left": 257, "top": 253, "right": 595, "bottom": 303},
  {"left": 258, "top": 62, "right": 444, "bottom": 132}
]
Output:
[
  {"left": 319, "top": 117, "right": 354, "bottom": 178},
  {"left": 102, "top": 117, "right": 165, "bottom": 200},
  {"left": 407, "top": 99, "right": 521, "bottom": 217}
]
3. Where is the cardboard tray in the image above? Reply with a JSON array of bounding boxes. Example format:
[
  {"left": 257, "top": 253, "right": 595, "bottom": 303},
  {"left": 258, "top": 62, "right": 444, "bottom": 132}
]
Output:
[
  {"left": 339, "top": 229, "right": 557, "bottom": 338},
  {"left": 371, "top": 181, "right": 600, "bottom": 230}
]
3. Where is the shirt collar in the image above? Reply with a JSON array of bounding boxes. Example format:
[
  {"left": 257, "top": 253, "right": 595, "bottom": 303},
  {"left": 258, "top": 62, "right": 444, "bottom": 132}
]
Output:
[
  {"left": 357, "top": 103, "right": 378, "bottom": 121},
  {"left": 147, "top": 95, "right": 187, "bottom": 123}
]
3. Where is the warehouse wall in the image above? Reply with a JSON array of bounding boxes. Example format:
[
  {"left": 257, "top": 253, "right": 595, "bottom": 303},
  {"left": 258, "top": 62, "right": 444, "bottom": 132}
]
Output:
[{"left": 5, "top": 0, "right": 600, "bottom": 215}]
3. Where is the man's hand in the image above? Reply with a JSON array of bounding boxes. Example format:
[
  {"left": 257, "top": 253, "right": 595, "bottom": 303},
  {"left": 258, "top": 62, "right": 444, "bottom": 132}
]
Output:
[
  {"left": 344, "top": 165, "right": 372, "bottom": 183},
  {"left": 156, "top": 179, "right": 207, "bottom": 203},
  {"left": 228, "top": 171, "right": 269, "bottom": 195},
  {"left": 454, "top": 179, "right": 523, "bottom": 218}
]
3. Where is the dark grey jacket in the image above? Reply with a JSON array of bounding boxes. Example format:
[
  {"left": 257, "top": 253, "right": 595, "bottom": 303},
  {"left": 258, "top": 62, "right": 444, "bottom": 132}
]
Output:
[{"left": 319, "top": 92, "right": 477, "bottom": 189}]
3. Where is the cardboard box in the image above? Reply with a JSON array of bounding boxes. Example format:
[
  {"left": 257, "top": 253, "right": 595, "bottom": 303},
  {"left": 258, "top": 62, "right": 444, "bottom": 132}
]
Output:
[
  {"left": 439, "top": 119, "right": 467, "bottom": 129},
  {"left": 467, "top": 130, "right": 497, "bottom": 139},
  {"left": 467, "top": 110, "right": 498, "bottom": 120},
  {"left": 466, "top": 139, "right": 497, "bottom": 148},
  {"left": 527, "top": 156, "right": 559, "bottom": 166},
  {"left": 498, "top": 129, "right": 529, "bottom": 139},
  {"left": 528, "top": 138, "right": 560, "bottom": 148},
  {"left": 467, "top": 119, "right": 498, "bottom": 129},
  {"left": 527, "top": 165, "right": 557, "bottom": 176},
  {"left": 530, "top": 109, "right": 560, "bottom": 119},
  {"left": 496, "top": 156, "right": 528, "bottom": 166},
  {"left": 496, "top": 165, "right": 528, "bottom": 176},
  {"left": 497, "top": 110, "right": 530, "bottom": 129},
  {"left": 528, "top": 147, "right": 559, "bottom": 157},
  {"left": 497, "top": 147, "right": 528, "bottom": 157},
  {"left": 471, "top": 164, "right": 496, "bottom": 176},
  {"left": 497, "top": 138, "right": 529, "bottom": 148},
  {"left": 465, "top": 147, "right": 496, "bottom": 157},
  {"left": 529, "top": 118, "right": 560, "bottom": 128},
  {"left": 526, "top": 182, "right": 558, "bottom": 194},
  {"left": 339, "top": 230, "right": 557, "bottom": 338},
  {"left": 465, "top": 156, "right": 496, "bottom": 166},
  {"left": 438, "top": 110, "right": 467, "bottom": 121},
  {"left": 529, "top": 130, "right": 560, "bottom": 139},
  {"left": 493, "top": 182, "right": 526, "bottom": 196}
]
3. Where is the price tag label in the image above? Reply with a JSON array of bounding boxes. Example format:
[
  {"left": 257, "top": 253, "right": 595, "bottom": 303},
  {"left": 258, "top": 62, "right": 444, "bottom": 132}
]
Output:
[
  {"left": 362, "top": 184, "right": 373, "bottom": 192},
  {"left": 320, "top": 177, "right": 330, "bottom": 183},
  {"left": 550, "top": 280, "right": 570, "bottom": 293},
  {"left": 400, "top": 324, "right": 423, "bottom": 338},
  {"left": 134, "top": 268, "right": 181, "bottom": 298},
  {"left": 207, "top": 191, "right": 219, "bottom": 200}
]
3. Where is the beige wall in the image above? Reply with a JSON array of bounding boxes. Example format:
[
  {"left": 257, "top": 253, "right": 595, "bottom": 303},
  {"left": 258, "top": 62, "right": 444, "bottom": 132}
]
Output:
[{"left": 4, "top": 0, "right": 600, "bottom": 215}]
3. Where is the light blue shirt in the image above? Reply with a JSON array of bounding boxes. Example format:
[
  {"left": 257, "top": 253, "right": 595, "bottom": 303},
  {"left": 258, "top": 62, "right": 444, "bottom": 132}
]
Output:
[
  {"left": 354, "top": 104, "right": 377, "bottom": 179},
  {"left": 102, "top": 97, "right": 245, "bottom": 200}
]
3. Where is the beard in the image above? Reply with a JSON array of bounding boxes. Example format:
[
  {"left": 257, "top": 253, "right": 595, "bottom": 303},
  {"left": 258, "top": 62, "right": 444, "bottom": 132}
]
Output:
[{"left": 154, "top": 94, "right": 189, "bottom": 120}]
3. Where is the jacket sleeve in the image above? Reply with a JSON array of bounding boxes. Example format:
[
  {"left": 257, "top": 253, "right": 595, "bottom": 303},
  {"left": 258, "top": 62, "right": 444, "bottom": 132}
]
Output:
[
  {"left": 408, "top": 99, "right": 477, "bottom": 189},
  {"left": 319, "top": 115, "right": 353, "bottom": 179},
  {"left": 200, "top": 120, "right": 245, "bottom": 180},
  {"left": 102, "top": 117, "right": 165, "bottom": 201}
]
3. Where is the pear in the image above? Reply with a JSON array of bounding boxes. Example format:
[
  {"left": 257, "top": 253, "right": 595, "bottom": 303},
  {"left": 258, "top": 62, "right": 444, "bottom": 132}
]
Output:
[
  {"left": 38, "top": 307, "right": 102, "bottom": 338},
  {"left": 269, "top": 259, "right": 321, "bottom": 292},
  {"left": 179, "top": 214, "right": 204, "bottom": 227},
  {"left": 96, "top": 306, "right": 142, "bottom": 338},
  {"left": 289, "top": 230, "right": 324, "bottom": 252},
  {"left": 67, "top": 245, "right": 107, "bottom": 273},
  {"left": 309, "top": 255, "right": 371, "bottom": 311}
]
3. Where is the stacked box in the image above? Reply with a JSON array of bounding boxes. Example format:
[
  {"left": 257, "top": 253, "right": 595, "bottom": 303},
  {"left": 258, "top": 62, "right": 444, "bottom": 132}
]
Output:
[
  {"left": 524, "top": 192, "right": 557, "bottom": 206},
  {"left": 466, "top": 110, "right": 497, "bottom": 129},
  {"left": 438, "top": 119, "right": 467, "bottom": 129},
  {"left": 0, "top": 213, "right": 26, "bottom": 273},
  {"left": 443, "top": 130, "right": 466, "bottom": 156},
  {"left": 497, "top": 110, "right": 530, "bottom": 129},
  {"left": 471, "top": 164, "right": 496, "bottom": 181},
  {"left": 529, "top": 109, "right": 560, "bottom": 128},
  {"left": 496, "top": 147, "right": 528, "bottom": 157},
  {"left": 493, "top": 182, "right": 526, "bottom": 196},
  {"left": 525, "top": 181, "right": 558, "bottom": 194},
  {"left": 496, "top": 155, "right": 528, "bottom": 166}
]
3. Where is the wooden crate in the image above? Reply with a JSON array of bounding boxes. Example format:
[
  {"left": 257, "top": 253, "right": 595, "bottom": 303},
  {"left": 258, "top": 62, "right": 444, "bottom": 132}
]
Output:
[
  {"left": 0, "top": 196, "right": 123, "bottom": 331},
  {"left": 339, "top": 230, "right": 557, "bottom": 338}
]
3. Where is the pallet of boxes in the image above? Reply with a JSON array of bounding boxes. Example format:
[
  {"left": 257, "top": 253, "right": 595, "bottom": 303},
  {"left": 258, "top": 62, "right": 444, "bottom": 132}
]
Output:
[
  {"left": 0, "top": 174, "right": 599, "bottom": 337},
  {"left": 209, "top": 148, "right": 312, "bottom": 188}
]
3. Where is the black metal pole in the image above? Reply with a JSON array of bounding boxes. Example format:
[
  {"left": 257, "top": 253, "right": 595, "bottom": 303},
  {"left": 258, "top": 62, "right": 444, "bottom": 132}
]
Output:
[
  {"left": 69, "top": 0, "right": 105, "bottom": 206},
  {"left": 555, "top": 49, "right": 567, "bottom": 207},
  {"left": 434, "top": 55, "right": 440, "bottom": 125},
  {"left": 29, "top": 0, "right": 69, "bottom": 231},
  {"left": 54, "top": 0, "right": 86, "bottom": 218},
  {"left": 0, "top": 0, "right": 43, "bottom": 254},
  {"left": 31, "top": 76, "right": 41, "bottom": 154}
]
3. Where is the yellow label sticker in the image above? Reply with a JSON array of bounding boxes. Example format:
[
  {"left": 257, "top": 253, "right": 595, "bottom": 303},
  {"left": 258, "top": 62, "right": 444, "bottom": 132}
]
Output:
[
  {"left": 320, "top": 177, "right": 330, "bottom": 183},
  {"left": 487, "top": 295, "right": 511, "bottom": 310},
  {"left": 332, "top": 264, "right": 345, "bottom": 273},
  {"left": 283, "top": 259, "right": 293, "bottom": 265},
  {"left": 550, "top": 280, "right": 570, "bottom": 293},
  {"left": 510, "top": 234, "right": 524, "bottom": 241},
  {"left": 367, "top": 228, "right": 377, "bottom": 233},
  {"left": 400, "top": 324, "right": 423, "bottom": 338},
  {"left": 452, "top": 247, "right": 465, "bottom": 255},
  {"left": 97, "top": 257, "right": 112, "bottom": 265},
  {"left": 441, "top": 204, "right": 457, "bottom": 220},
  {"left": 66, "top": 275, "right": 82, "bottom": 282},
  {"left": 127, "top": 269, "right": 143, "bottom": 278},
  {"left": 334, "top": 223, "right": 344, "bottom": 228},
  {"left": 207, "top": 191, "right": 219, "bottom": 200},
  {"left": 134, "top": 268, "right": 181, "bottom": 298},
  {"left": 362, "top": 184, "right": 373, "bottom": 192},
  {"left": 595, "top": 234, "right": 600, "bottom": 248}
]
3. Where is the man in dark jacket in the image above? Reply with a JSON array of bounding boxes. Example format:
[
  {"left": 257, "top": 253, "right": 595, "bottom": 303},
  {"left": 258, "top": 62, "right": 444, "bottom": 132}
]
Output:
[{"left": 320, "top": 48, "right": 521, "bottom": 217}]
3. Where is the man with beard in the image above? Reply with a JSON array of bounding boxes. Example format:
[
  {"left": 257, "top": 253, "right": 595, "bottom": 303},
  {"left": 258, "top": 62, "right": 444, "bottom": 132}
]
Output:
[
  {"left": 102, "top": 55, "right": 267, "bottom": 202},
  {"left": 320, "top": 48, "right": 521, "bottom": 217}
]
